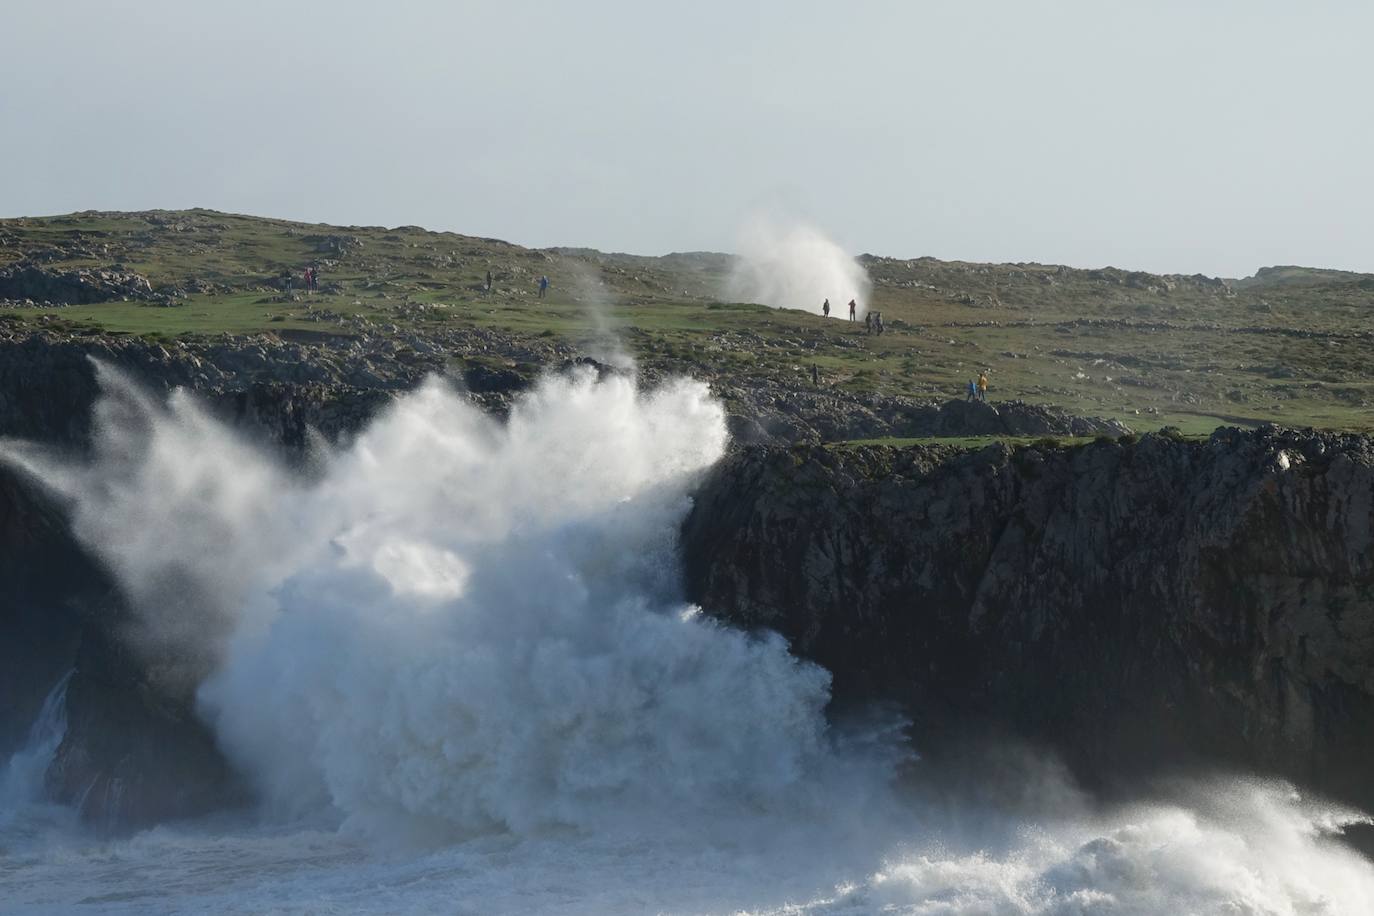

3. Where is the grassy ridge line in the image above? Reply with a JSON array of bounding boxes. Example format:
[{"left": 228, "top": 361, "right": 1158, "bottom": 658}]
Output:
[{"left": 0, "top": 209, "right": 1370, "bottom": 433}]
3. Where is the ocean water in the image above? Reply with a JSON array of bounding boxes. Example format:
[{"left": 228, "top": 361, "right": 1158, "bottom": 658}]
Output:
[{"left": 2, "top": 366, "right": 1372, "bottom": 915}]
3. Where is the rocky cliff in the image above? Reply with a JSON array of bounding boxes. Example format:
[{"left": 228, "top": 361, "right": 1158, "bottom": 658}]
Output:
[
  {"left": 0, "top": 324, "right": 1130, "bottom": 449},
  {"left": 0, "top": 328, "right": 1304, "bottom": 828},
  {"left": 0, "top": 331, "right": 408, "bottom": 825},
  {"left": 682, "top": 428, "right": 1374, "bottom": 807},
  {"left": 0, "top": 462, "right": 243, "bottom": 825},
  {"left": 0, "top": 263, "right": 157, "bottom": 305}
]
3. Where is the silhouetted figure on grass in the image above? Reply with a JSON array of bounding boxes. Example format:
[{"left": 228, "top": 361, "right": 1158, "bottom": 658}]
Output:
[
  {"left": 848, "top": 299, "right": 857, "bottom": 321},
  {"left": 538, "top": 275, "right": 549, "bottom": 298},
  {"left": 822, "top": 298, "right": 830, "bottom": 318},
  {"left": 486, "top": 270, "right": 493, "bottom": 292}
]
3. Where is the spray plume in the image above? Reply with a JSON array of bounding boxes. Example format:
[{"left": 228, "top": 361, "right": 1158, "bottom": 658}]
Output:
[
  {"left": 725, "top": 216, "right": 872, "bottom": 317},
  {"left": 2, "top": 362, "right": 895, "bottom": 841},
  {"left": 564, "top": 260, "right": 635, "bottom": 371}
]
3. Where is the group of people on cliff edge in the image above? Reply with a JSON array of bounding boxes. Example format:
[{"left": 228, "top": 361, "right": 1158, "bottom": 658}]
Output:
[
  {"left": 285, "top": 265, "right": 320, "bottom": 296},
  {"left": 820, "top": 297, "right": 859, "bottom": 320},
  {"left": 966, "top": 371, "right": 989, "bottom": 402},
  {"left": 483, "top": 269, "right": 548, "bottom": 298}
]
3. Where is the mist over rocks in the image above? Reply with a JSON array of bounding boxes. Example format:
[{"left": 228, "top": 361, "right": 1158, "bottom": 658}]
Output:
[
  {"left": 725, "top": 218, "right": 872, "bottom": 317},
  {"left": 0, "top": 323, "right": 1365, "bottom": 830},
  {"left": 5, "top": 358, "right": 830, "bottom": 836},
  {"left": 681, "top": 427, "right": 1374, "bottom": 809},
  {"left": 0, "top": 461, "right": 244, "bottom": 826}
]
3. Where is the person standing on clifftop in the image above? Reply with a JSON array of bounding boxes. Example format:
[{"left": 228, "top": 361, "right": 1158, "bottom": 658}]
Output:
[
  {"left": 822, "top": 298, "right": 830, "bottom": 317},
  {"left": 967, "top": 380, "right": 978, "bottom": 402},
  {"left": 538, "top": 275, "right": 549, "bottom": 298},
  {"left": 848, "top": 299, "right": 857, "bottom": 321},
  {"left": 977, "top": 371, "right": 989, "bottom": 402}
]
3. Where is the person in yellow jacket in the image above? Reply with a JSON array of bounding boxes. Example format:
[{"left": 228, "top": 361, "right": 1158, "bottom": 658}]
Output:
[{"left": 976, "top": 371, "right": 989, "bottom": 402}]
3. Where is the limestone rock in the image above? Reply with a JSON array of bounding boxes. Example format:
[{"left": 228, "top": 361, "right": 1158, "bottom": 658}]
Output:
[
  {"left": 682, "top": 428, "right": 1374, "bottom": 808},
  {"left": 0, "top": 264, "right": 155, "bottom": 304}
]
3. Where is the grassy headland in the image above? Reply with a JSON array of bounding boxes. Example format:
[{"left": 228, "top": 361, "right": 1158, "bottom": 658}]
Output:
[{"left": 1, "top": 208, "right": 1370, "bottom": 435}]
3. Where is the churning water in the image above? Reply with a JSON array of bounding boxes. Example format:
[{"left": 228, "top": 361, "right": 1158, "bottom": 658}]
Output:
[{"left": 2, "top": 365, "right": 1373, "bottom": 914}]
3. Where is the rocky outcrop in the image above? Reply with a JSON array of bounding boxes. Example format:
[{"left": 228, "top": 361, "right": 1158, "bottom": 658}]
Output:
[
  {"left": 0, "top": 328, "right": 441, "bottom": 448},
  {"left": 0, "top": 327, "right": 1130, "bottom": 449},
  {"left": 704, "top": 383, "right": 1130, "bottom": 446},
  {"left": 682, "top": 427, "right": 1374, "bottom": 807},
  {"left": 0, "top": 264, "right": 155, "bottom": 304}
]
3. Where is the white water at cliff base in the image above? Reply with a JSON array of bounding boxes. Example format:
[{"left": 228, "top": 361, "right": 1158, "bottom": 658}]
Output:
[{"left": 2, "top": 366, "right": 1373, "bottom": 914}]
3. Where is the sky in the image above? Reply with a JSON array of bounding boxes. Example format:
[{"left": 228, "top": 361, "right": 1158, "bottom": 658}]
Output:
[{"left": 3, "top": 0, "right": 1372, "bottom": 277}]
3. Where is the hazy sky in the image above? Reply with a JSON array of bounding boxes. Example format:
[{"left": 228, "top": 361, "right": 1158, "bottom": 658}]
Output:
[{"left": 3, "top": 1, "right": 1371, "bottom": 277}]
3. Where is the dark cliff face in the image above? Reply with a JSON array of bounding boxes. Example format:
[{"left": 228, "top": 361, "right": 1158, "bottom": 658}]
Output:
[
  {"left": 0, "top": 463, "right": 244, "bottom": 824},
  {"left": 0, "top": 470, "right": 88, "bottom": 756},
  {"left": 681, "top": 429, "right": 1374, "bottom": 807},
  {"left": 0, "top": 334, "right": 395, "bottom": 826},
  {"left": 0, "top": 330, "right": 407, "bottom": 450}
]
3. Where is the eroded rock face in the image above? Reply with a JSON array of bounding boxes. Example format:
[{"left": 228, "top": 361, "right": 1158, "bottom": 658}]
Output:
[
  {"left": 0, "top": 327, "right": 1129, "bottom": 450},
  {"left": 0, "top": 470, "right": 89, "bottom": 757},
  {"left": 681, "top": 429, "right": 1374, "bottom": 806},
  {"left": 706, "top": 385, "right": 1131, "bottom": 446},
  {"left": 0, "top": 334, "right": 390, "bottom": 827},
  {"left": 0, "top": 264, "right": 155, "bottom": 304},
  {"left": 0, "top": 330, "right": 412, "bottom": 449},
  {"left": 0, "top": 465, "right": 244, "bottom": 826},
  {"left": 44, "top": 585, "right": 247, "bottom": 827}
]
